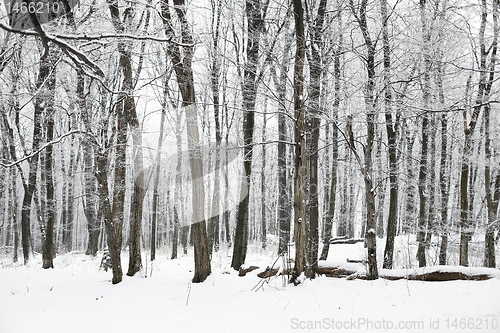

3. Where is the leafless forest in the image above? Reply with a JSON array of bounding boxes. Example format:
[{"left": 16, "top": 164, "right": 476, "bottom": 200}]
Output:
[{"left": 0, "top": 0, "right": 499, "bottom": 284}]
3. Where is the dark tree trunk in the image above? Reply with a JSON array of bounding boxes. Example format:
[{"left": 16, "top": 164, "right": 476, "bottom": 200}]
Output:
[
  {"left": 41, "top": 49, "right": 57, "bottom": 269},
  {"left": 349, "top": 0, "right": 379, "bottom": 280},
  {"left": 208, "top": 0, "right": 223, "bottom": 255},
  {"left": 260, "top": 113, "right": 267, "bottom": 250},
  {"left": 232, "top": 0, "right": 264, "bottom": 270},
  {"left": 20, "top": 46, "right": 50, "bottom": 264},
  {"left": 436, "top": 60, "right": 449, "bottom": 265},
  {"left": 271, "top": 30, "right": 292, "bottom": 256},
  {"left": 417, "top": 0, "right": 432, "bottom": 268},
  {"left": 78, "top": 69, "right": 100, "bottom": 257},
  {"left": 319, "top": 42, "right": 340, "bottom": 260},
  {"left": 460, "top": 0, "right": 490, "bottom": 266},
  {"left": 95, "top": 152, "right": 123, "bottom": 284},
  {"left": 380, "top": 0, "right": 398, "bottom": 270},
  {"left": 161, "top": 0, "right": 211, "bottom": 282},
  {"left": 305, "top": 0, "right": 328, "bottom": 279},
  {"left": 151, "top": 79, "right": 168, "bottom": 262},
  {"left": 483, "top": 0, "right": 498, "bottom": 268},
  {"left": 171, "top": 109, "right": 183, "bottom": 260},
  {"left": 291, "top": 0, "right": 307, "bottom": 280},
  {"left": 126, "top": 128, "right": 145, "bottom": 276}
]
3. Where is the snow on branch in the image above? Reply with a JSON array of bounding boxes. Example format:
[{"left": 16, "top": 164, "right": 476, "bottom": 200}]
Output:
[{"left": 0, "top": 130, "right": 83, "bottom": 168}]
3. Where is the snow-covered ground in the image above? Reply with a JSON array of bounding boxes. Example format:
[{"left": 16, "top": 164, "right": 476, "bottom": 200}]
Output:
[{"left": 1, "top": 239, "right": 499, "bottom": 333}]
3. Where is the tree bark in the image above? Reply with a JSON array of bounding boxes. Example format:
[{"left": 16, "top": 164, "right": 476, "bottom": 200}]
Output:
[
  {"left": 95, "top": 151, "right": 123, "bottom": 284},
  {"left": 460, "top": 0, "right": 490, "bottom": 266},
  {"left": 305, "top": 0, "right": 328, "bottom": 279},
  {"left": 416, "top": 0, "right": 431, "bottom": 268},
  {"left": 319, "top": 30, "right": 340, "bottom": 260},
  {"left": 161, "top": 0, "right": 211, "bottom": 282},
  {"left": 260, "top": 112, "right": 267, "bottom": 250},
  {"left": 380, "top": 0, "right": 399, "bottom": 270},
  {"left": 41, "top": 48, "right": 57, "bottom": 269},
  {"left": 348, "top": 0, "right": 379, "bottom": 280},
  {"left": 291, "top": 0, "right": 307, "bottom": 280},
  {"left": 20, "top": 46, "right": 50, "bottom": 264},
  {"left": 483, "top": 0, "right": 498, "bottom": 268},
  {"left": 271, "top": 30, "right": 292, "bottom": 256},
  {"left": 151, "top": 74, "right": 168, "bottom": 261},
  {"left": 232, "top": 0, "right": 264, "bottom": 270}
]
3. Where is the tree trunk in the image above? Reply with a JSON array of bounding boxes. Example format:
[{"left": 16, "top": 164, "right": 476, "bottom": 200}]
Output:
[
  {"left": 291, "top": 0, "right": 307, "bottom": 281},
  {"left": 20, "top": 46, "right": 50, "bottom": 264},
  {"left": 161, "top": 0, "right": 211, "bottom": 282},
  {"left": 380, "top": 0, "right": 399, "bottom": 270},
  {"left": 304, "top": 0, "right": 328, "bottom": 279},
  {"left": 416, "top": 0, "right": 432, "bottom": 268},
  {"left": 271, "top": 31, "right": 292, "bottom": 256},
  {"left": 436, "top": 58, "right": 450, "bottom": 265},
  {"left": 348, "top": 0, "right": 379, "bottom": 280},
  {"left": 232, "top": 0, "right": 264, "bottom": 270},
  {"left": 460, "top": 0, "right": 490, "bottom": 266},
  {"left": 126, "top": 128, "right": 145, "bottom": 276},
  {"left": 95, "top": 152, "right": 123, "bottom": 284},
  {"left": 483, "top": 0, "right": 498, "bottom": 268},
  {"left": 208, "top": 0, "right": 223, "bottom": 255},
  {"left": 151, "top": 78, "right": 168, "bottom": 261},
  {"left": 41, "top": 49, "right": 57, "bottom": 269},
  {"left": 78, "top": 69, "right": 100, "bottom": 257},
  {"left": 260, "top": 112, "right": 267, "bottom": 250},
  {"left": 171, "top": 108, "right": 183, "bottom": 260},
  {"left": 319, "top": 34, "right": 340, "bottom": 260}
]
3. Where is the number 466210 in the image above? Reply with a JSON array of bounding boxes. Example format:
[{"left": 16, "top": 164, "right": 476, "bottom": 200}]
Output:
[{"left": 446, "top": 318, "right": 498, "bottom": 330}]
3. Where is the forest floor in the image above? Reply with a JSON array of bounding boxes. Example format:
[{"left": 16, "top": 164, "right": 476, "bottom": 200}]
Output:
[{"left": 0, "top": 235, "right": 499, "bottom": 333}]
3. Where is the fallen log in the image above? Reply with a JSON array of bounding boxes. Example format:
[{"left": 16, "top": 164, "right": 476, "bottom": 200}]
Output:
[
  {"left": 317, "top": 264, "right": 496, "bottom": 281},
  {"left": 330, "top": 238, "right": 365, "bottom": 245},
  {"left": 238, "top": 266, "right": 259, "bottom": 277},
  {"left": 346, "top": 259, "right": 367, "bottom": 264},
  {"left": 257, "top": 268, "right": 279, "bottom": 279},
  {"left": 316, "top": 266, "right": 357, "bottom": 278},
  {"left": 406, "top": 271, "right": 492, "bottom": 281}
]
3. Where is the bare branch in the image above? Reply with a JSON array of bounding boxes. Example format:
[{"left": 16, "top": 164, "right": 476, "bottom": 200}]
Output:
[{"left": 0, "top": 130, "right": 83, "bottom": 168}]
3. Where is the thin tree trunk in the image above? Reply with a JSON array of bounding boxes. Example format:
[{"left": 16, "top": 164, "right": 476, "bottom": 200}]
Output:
[
  {"left": 304, "top": 0, "right": 327, "bottom": 279},
  {"left": 484, "top": 0, "right": 498, "bottom": 268},
  {"left": 272, "top": 31, "right": 292, "bottom": 256},
  {"left": 348, "top": 0, "right": 379, "bottom": 280},
  {"left": 20, "top": 47, "right": 51, "bottom": 264},
  {"left": 172, "top": 109, "right": 183, "bottom": 260},
  {"left": 380, "top": 0, "right": 399, "bottom": 266},
  {"left": 151, "top": 77, "right": 168, "bottom": 262},
  {"left": 460, "top": 0, "right": 489, "bottom": 266},
  {"left": 208, "top": 0, "right": 223, "bottom": 255},
  {"left": 417, "top": 0, "right": 431, "bottom": 268},
  {"left": 79, "top": 68, "right": 100, "bottom": 257},
  {"left": 436, "top": 58, "right": 449, "bottom": 265},
  {"left": 260, "top": 112, "right": 267, "bottom": 250},
  {"left": 319, "top": 29, "right": 340, "bottom": 260}
]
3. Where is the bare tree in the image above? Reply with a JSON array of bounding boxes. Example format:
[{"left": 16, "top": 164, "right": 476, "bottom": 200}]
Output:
[
  {"left": 305, "top": 0, "right": 328, "bottom": 279},
  {"left": 483, "top": 0, "right": 498, "bottom": 268},
  {"left": 232, "top": 0, "right": 267, "bottom": 270},
  {"left": 459, "top": 0, "right": 493, "bottom": 266},
  {"left": 291, "top": 0, "right": 307, "bottom": 280},
  {"left": 380, "top": 0, "right": 399, "bottom": 269},
  {"left": 161, "top": 0, "right": 211, "bottom": 282}
]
